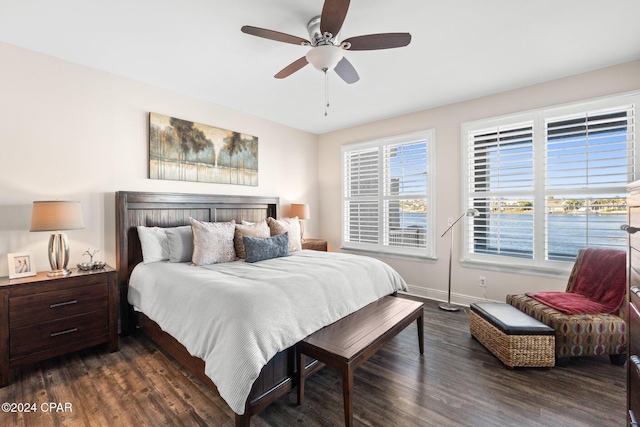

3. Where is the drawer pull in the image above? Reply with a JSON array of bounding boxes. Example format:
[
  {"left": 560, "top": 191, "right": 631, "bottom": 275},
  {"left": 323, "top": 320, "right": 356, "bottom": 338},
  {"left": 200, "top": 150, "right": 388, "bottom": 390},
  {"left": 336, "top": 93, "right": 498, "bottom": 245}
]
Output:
[
  {"left": 49, "top": 300, "right": 78, "bottom": 309},
  {"left": 622, "top": 224, "right": 640, "bottom": 234},
  {"left": 633, "top": 287, "right": 640, "bottom": 297},
  {"left": 50, "top": 328, "right": 78, "bottom": 337}
]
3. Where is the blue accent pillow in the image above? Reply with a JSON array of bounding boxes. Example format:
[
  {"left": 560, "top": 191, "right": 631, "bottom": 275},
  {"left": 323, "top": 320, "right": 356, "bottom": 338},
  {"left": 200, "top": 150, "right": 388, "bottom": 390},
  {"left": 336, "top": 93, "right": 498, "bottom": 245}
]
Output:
[{"left": 243, "top": 233, "right": 290, "bottom": 263}]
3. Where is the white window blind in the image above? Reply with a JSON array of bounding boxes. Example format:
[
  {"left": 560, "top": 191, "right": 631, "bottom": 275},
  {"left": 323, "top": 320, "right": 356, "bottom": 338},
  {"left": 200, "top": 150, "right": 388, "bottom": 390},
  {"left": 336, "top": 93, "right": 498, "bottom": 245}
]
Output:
[
  {"left": 544, "top": 107, "right": 635, "bottom": 261},
  {"left": 468, "top": 123, "right": 535, "bottom": 259},
  {"left": 344, "top": 148, "right": 380, "bottom": 244},
  {"left": 463, "top": 93, "right": 638, "bottom": 271},
  {"left": 343, "top": 130, "right": 435, "bottom": 257}
]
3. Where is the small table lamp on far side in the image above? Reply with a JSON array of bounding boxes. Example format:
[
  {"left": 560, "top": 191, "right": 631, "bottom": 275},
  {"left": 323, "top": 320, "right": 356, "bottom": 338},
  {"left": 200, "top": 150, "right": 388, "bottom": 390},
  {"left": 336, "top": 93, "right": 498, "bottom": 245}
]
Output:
[
  {"left": 30, "top": 200, "right": 85, "bottom": 276},
  {"left": 289, "top": 203, "right": 310, "bottom": 242}
]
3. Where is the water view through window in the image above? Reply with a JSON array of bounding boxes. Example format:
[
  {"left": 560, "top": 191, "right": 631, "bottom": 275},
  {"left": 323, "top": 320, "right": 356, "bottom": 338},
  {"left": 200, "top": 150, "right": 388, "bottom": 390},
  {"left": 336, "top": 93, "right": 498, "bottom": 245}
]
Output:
[
  {"left": 471, "top": 199, "right": 626, "bottom": 262},
  {"left": 466, "top": 102, "right": 634, "bottom": 265}
]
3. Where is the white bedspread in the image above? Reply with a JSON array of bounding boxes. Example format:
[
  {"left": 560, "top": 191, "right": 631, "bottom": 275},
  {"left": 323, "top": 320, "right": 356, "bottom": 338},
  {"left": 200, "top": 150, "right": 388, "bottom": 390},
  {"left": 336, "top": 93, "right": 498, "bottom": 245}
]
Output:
[{"left": 128, "top": 250, "right": 406, "bottom": 415}]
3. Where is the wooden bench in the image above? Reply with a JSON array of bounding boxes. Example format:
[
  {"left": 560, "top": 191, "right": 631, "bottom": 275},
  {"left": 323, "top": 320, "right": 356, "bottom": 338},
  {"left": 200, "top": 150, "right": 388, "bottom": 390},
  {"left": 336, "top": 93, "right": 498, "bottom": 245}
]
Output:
[{"left": 297, "top": 296, "right": 424, "bottom": 427}]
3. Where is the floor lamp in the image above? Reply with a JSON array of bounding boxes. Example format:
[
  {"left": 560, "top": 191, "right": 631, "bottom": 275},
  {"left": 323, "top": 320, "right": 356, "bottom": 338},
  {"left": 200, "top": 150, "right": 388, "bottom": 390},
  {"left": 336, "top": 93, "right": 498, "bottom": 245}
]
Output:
[{"left": 439, "top": 208, "right": 480, "bottom": 312}]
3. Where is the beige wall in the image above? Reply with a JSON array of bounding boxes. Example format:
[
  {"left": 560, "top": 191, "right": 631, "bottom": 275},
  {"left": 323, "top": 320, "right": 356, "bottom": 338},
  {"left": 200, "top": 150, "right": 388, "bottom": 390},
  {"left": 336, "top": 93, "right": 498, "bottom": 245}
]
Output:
[
  {"left": 2, "top": 40, "right": 639, "bottom": 306},
  {"left": 318, "top": 60, "right": 640, "bottom": 305},
  {"left": 0, "top": 42, "right": 319, "bottom": 277}
]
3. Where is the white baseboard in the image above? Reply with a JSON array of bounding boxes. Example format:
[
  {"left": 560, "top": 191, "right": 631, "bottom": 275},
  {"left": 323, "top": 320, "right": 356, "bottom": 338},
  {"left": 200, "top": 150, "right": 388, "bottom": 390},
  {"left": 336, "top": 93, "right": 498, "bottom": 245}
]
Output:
[{"left": 401, "top": 283, "right": 500, "bottom": 306}]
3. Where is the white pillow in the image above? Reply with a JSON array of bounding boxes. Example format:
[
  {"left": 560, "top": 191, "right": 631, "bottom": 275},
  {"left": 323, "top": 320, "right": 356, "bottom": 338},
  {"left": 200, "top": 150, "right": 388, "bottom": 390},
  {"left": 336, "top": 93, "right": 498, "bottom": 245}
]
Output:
[
  {"left": 165, "top": 225, "right": 193, "bottom": 263},
  {"left": 189, "top": 218, "right": 237, "bottom": 265},
  {"left": 137, "top": 226, "right": 170, "bottom": 263},
  {"left": 266, "top": 217, "right": 302, "bottom": 252}
]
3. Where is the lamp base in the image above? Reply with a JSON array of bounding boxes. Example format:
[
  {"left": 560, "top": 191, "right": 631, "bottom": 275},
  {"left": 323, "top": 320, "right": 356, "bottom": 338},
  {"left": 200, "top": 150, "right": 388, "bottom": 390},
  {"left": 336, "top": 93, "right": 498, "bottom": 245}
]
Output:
[
  {"left": 48, "top": 232, "right": 71, "bottom": 277},
  {"left": 438, "top": 302, "right": 460, "bottom": 312},
  {"left": 47, "top": 269, "right": 72, "bottom": 277}
]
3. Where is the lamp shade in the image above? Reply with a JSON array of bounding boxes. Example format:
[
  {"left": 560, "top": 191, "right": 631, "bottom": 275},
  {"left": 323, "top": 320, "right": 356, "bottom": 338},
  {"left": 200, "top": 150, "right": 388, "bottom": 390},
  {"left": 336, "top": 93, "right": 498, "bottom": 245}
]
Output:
[
  {"left": 30, "top": 201, "right": 85, "bottom": 232},
  {"left": 290, "top": 203, "right": 310, "bottom": 220},
  {"left": 305, "top": 45, "right": 344, "bottom": 72},
  {"left": 466, "top": 208, "right": 480, "bottom": 217}
]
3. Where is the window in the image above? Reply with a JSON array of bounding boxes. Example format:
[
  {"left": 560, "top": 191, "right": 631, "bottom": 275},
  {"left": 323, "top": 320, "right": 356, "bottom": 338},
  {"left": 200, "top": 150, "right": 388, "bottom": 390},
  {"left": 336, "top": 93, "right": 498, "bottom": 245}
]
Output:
[
  {"left": 342, "top": 130, "right": 435, "bottom": 257},
  {"left": 463, "top": 93, "right": 638, "bottom": 271}
]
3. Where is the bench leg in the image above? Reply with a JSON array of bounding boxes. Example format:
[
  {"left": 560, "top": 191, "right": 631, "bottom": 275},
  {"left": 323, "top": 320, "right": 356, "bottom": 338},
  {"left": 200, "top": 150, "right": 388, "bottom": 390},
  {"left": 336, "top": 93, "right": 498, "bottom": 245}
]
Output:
[
  {"left": 297, "top": 350, "right": 305, "bottom": 405},
  {"left": 417, "top": 314, "right": 424, "bottom": 355},
  {"left": 342, "top": 367, "right": 353, "bottom": 427}
]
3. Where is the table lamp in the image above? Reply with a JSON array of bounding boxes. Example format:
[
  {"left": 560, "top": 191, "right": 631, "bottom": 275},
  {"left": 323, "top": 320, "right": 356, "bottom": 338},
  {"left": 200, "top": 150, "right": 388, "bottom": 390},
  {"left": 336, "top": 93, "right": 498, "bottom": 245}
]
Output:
[
  {"left": 30, "top": 201, "right": 85, "bottom": 276},
  {"left": 289, "top": 203, "right": 310, "bottom": 242}
]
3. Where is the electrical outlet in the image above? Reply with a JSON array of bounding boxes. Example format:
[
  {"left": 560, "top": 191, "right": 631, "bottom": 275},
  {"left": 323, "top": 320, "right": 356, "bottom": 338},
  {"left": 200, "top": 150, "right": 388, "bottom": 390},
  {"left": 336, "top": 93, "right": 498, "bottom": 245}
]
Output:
[{"left": 479, "top": 276, "right": 487, "bottom": 287}]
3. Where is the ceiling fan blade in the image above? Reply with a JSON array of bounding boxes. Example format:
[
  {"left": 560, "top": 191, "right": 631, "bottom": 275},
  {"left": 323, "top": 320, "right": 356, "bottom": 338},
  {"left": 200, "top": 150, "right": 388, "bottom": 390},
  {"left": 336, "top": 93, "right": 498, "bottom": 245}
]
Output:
[
  {"left": 343, "top": 33, "right": 412, "bottom": 51},
  {"left": 334, "top": 57, "right": 359, "bottom": 84},
  {"left": 241, "top": 26, "right": 309, "bottom": 46},
  {"left": 275, "top": 56, "right": 309, "bottom": 79},
  {"left": 320, "top": 0, "right": 350, "bottom": 36}
]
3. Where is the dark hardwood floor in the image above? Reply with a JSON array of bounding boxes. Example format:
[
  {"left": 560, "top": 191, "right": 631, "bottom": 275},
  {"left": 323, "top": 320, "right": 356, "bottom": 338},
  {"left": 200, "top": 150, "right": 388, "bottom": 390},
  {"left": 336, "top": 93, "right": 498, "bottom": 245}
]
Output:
[{"left": 0, "top": 298, "right": 626, "bottom": 426}]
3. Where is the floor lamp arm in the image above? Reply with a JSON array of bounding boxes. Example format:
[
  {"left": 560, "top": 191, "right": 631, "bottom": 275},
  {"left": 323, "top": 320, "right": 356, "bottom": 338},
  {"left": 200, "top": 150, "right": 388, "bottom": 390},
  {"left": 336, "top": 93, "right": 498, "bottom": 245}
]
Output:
[{"left": 441, "top": 211, "right": 467, "bottom": 238}]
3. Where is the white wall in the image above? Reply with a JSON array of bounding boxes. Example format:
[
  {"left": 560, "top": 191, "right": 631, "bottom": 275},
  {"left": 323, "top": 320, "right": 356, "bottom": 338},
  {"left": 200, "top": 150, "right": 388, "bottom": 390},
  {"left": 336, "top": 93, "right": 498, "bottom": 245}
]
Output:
[
  {"left": 318, "top": 60, "right": 640, "bottom": 306},
  {"left": 0, "top": 42, "right": 319, "bottom": 277}
]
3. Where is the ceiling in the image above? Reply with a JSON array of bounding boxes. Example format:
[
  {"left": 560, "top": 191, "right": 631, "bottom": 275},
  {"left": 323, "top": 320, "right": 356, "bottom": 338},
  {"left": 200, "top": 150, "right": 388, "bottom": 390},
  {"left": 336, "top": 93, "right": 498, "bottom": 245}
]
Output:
[{"left": 1, "top": 0, "right": 639, "bottom": 135}]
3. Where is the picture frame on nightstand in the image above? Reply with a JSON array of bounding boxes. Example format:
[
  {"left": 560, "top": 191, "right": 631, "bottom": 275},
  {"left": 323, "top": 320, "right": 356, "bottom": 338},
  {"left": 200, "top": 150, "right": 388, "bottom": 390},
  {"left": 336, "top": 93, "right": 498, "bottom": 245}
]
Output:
[{"left": 7, "top": 252, "right": 36, "bottom": 279}]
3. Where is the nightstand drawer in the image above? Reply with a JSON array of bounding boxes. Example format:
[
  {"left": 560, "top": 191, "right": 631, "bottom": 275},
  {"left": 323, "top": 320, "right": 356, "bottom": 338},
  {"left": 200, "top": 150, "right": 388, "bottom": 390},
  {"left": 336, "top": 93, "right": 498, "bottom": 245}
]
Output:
[
  {"left": 10, "top": 310, "right": 109, "bottom": 359},
  {"left": 9, "top": 283, "right": 108, "bottom": 328}
]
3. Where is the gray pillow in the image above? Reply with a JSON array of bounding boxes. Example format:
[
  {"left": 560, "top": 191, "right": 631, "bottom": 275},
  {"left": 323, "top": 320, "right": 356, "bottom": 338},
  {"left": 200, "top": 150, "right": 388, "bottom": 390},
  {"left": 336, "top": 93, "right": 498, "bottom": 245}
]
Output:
[
  {"left": 243, "top": 233, "right": 290, "bottom": 263},
  {"left": 165, "top": 225, "right": 193, "bottom": 262}
]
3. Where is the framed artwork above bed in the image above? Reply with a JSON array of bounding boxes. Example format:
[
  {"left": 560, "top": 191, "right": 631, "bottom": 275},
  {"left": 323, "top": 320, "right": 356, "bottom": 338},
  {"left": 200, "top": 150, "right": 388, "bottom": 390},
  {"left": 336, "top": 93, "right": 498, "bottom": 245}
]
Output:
[{"left": 149, "top": 112, "right": 258, "bottom": 186}]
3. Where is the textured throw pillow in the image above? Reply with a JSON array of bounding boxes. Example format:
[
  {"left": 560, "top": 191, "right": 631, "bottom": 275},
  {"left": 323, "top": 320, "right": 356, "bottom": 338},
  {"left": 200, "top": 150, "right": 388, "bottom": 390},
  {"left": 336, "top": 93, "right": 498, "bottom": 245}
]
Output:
[
  {"left": 165, "top": 225, "right": 193, "bottom": 263},
  {"left": 234, "top": 220, "right": 270, "bottom": 259},
  {"left": 137, "top": 226, "right": 170, "bottom": 263},
  {"left": 189, "top": 218, "right": 236, "bottom": 265},
  {"left": 266, "top": 217, "right": 302, "bottom": 252},
  {"left": 243, "top": 233, "right": 290, "bottom": 263}
]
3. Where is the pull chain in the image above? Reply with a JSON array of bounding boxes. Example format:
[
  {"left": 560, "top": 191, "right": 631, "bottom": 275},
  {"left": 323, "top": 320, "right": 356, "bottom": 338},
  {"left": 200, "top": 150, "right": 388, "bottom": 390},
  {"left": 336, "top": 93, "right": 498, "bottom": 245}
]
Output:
[{"left": 324, "top": 70, "right": 329, "bottom": 117}]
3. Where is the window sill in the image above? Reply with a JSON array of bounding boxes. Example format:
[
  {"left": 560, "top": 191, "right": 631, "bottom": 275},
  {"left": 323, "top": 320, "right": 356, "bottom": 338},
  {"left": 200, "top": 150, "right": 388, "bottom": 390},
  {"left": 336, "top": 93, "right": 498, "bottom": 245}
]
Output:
[
  {"left": 340, "top": 246, "right": 437, "bottom": 262},
  {"left": 460, "top": 258, "right": 572, "bottom": 279}
]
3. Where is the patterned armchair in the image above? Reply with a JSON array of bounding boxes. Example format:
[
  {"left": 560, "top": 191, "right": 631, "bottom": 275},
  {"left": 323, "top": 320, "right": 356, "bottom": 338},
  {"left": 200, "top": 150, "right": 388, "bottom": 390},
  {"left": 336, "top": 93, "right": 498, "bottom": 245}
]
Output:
[{"left": 506, "top": 248, "right": 627, "bottom": 366}]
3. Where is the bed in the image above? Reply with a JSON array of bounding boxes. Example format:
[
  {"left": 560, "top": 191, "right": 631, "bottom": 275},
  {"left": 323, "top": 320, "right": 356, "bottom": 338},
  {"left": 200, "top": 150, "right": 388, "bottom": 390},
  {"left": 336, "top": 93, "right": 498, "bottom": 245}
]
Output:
[{"left": 115, "top": 191, "right": 407, "bottom": 426}]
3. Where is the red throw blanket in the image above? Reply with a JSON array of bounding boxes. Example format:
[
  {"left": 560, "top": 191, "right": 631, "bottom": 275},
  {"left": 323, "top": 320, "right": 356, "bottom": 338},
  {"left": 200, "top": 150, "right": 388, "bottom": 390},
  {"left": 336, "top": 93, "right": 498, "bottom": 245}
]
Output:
[{"left": 527, "top": 248, "right": 626, "bottom": 315}]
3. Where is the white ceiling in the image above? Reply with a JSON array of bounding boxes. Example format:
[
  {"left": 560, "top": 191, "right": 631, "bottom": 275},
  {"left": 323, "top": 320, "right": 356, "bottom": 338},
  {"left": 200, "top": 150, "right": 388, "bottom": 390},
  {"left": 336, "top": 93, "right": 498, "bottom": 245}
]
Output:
[{"left": 1, "top": 0, "right": 639, "bottom": 135}]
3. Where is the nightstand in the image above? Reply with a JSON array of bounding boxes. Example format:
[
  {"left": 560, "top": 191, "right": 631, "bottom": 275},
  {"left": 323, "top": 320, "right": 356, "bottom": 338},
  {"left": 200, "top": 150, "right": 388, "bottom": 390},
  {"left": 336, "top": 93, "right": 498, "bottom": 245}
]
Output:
[
  {"left": 302, "top": 238, "right": 328, "bottom": 252},
  {"left": 0, "top": 266, "right": 118, "bottom": 387}
]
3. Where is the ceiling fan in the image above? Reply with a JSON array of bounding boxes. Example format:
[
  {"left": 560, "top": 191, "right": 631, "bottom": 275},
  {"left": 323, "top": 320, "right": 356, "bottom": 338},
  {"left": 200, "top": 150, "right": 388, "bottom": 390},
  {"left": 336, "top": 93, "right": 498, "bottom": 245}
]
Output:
[{"left": 241, "top": 0, "right": 412, "bottom": 85}]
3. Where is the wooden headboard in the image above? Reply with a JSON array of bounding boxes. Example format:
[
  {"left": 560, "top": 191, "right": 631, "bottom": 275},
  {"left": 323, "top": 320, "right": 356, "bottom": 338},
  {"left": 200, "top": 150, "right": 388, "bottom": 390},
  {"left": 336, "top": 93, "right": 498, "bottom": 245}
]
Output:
[{"left": 115, "top": 191, "right": 279, "bottom": 333}]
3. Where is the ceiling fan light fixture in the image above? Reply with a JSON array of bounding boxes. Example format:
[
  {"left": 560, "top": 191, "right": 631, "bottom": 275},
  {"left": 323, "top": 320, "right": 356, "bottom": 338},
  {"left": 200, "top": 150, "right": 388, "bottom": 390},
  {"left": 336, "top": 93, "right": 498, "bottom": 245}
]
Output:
[{"left": 306, "top": 45, "right": 344, "bottom": 72}]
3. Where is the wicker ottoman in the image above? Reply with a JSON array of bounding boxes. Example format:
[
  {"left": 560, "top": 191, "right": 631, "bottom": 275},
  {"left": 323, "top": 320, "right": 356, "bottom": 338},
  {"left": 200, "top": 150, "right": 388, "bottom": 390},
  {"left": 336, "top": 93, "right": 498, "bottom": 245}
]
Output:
[{"left": 470, "top": 302, "right": 555, "bottom": 368}]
